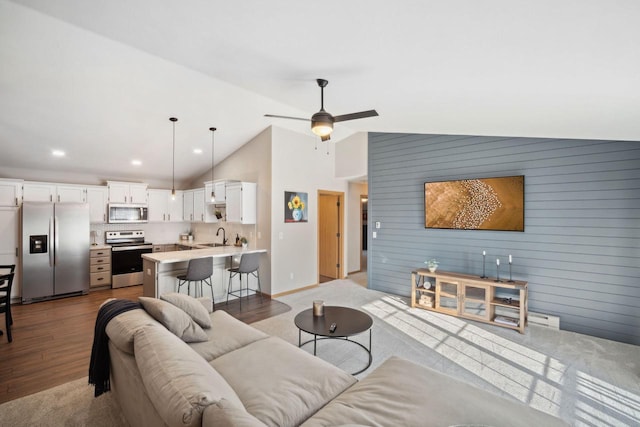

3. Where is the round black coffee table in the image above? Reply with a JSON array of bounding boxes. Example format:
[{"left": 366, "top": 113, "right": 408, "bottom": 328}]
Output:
[{"left": 294, "top": 306, "right": 373, "bottom": 375}]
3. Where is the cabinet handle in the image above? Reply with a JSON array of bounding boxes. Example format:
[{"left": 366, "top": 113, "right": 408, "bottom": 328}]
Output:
[
  {"left": 168, "top": 214, "right": 171, "bottom": 221},
  {"left": 97, "top": 259, "right": 103, "bottom": 263},
  {"left": 163, "top": 213, "right": 166, "bottom": 221},
  {"left": 98, "top": 277, "right": 104, "bottom": 281},
  {"left": 15, "top": 197, "right": 18, "bottom": 206},
  {"left": 50, "top": 195, "right": 53, "bottom": 202}
]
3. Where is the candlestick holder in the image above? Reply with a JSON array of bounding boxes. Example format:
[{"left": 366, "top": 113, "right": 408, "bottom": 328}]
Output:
[
  {"left": 495, "top": 264, "right": 502, "bottom": 283},
  {"left": 508, "top": 263, "right": 514, "bottom": 282},
  {"left": 480, "top": 253, "right": 487, "bottom": 279}
]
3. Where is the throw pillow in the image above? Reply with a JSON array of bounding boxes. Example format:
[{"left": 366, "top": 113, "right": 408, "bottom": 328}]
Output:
[
  {"left": 160, "top": 292, "right": 212, "bottom": 329},
  {"left": 139, "top": 297, "right": 208, "bottom": 342}
]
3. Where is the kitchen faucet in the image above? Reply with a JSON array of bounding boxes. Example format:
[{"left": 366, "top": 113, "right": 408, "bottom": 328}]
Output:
[{"left": 216, "top": 227, "right": 227, "bottom": 245}]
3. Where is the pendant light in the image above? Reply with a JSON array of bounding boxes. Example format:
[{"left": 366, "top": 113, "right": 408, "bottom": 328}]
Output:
[
  {"left": 209, "top": 127, "right": 217, "bottom": 203},
  {"left": 170, "top": 117, "right": 178, "bottom": 200}
]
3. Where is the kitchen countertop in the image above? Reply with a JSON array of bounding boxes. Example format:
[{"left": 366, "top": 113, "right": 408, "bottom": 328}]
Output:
[
  {"left": 142, "top": 245, "right": 266, "bottom": 264},
  {"left": 90, "top": 244, "right": 111, "bottom": 250}
]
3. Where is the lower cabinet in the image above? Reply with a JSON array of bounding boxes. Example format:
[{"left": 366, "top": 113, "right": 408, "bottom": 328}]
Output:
[
  {"left": 90, "top": 247, "right": 111, "bottom": 289},
  {"left": 411, "top": 269, "right": 528, "bottom": 333}
]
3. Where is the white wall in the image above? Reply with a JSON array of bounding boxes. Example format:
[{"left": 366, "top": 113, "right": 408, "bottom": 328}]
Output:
[
  {"left": 270, "top": 127, "right": 350, "bottom": 295},
  {"left": 335, "top": 132, "right": 368, "bottom": 179}
]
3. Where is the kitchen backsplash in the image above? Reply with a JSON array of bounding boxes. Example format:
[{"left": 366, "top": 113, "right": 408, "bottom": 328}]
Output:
[{"left": 90, "top": 221, "right": 256, "bottom": 246}]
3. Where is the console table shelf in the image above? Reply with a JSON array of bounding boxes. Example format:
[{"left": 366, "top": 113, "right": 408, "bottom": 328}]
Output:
[{"left": 411, "top": 269, "right": 528, "bottom": 334}]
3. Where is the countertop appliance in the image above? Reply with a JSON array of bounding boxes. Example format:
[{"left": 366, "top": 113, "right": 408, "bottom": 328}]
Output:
[
  {"left": 108, "top": 204, "right": 148, "bottom": 224},
  {"left": 106, "top": 230, "right": 152, "bottom": 288},
  {"left": 21, "top": 202, "right": 90, "bottom": 303}
]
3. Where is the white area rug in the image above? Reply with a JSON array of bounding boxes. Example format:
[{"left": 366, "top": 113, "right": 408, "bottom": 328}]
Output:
[{"left": 252, "top": 280, "right": 640, "bottom": 426}]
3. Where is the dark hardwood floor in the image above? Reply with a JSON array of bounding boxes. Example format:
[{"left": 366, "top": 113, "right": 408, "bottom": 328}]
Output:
[{"left": 0, "top": 286, "right": 290, "bottom": 404}]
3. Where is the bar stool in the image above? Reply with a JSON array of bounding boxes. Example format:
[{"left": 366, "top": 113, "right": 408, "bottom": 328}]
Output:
[
  {"left": 176, "top": 257, "right": 214, "bottom": 304},
  {"left": 226, "top": 252, "right": 262, "bottom": 310},
  {"left": 0, "top": 270, "right": 15, "bottom": 342}
]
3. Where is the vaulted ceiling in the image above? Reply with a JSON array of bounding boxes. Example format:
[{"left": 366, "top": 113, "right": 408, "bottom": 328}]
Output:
[{"left": 1, "top": 0, "right": 639, "bottom": 188}]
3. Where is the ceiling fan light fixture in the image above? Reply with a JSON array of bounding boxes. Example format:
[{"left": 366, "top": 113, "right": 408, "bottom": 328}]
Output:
[{"left": 311, "top": 111, "right": 333, "bottom": 137}]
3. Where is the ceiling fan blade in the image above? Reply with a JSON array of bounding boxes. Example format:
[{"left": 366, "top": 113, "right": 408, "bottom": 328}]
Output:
[
  {"left": 333, "top": 110, "right": 379, "bottom": 123},
  {"left": 264, "top": 114, "right": 310, "bottom": 122}
]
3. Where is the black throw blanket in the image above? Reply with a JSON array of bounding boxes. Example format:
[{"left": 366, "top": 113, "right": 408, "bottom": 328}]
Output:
[{"left": 88, "top": 299, "right": 141, "bottom": 397}]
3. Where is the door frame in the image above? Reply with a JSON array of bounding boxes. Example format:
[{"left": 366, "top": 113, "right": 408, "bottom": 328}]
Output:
[{"left": 317, "top": 190, "right": 345, "bottom": 282}]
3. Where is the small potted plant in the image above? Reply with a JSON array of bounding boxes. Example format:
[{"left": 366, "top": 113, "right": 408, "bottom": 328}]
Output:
[
  {"left": 240, "top": 236, "right": 248, "bottom": 249},
  {"left": 214, "top": 209, "right": 223, "bottom": 220},
  {"left": 425, "top": 258, "right": 439, "bottom": 273}
]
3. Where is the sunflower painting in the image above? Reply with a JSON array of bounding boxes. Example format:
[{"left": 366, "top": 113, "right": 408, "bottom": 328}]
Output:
[{"left": 285, "top": 191, "right": 308, "bottom": 223}]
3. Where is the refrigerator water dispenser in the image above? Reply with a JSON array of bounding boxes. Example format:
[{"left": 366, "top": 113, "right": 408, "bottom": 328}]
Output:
[{"left": 30, "top": 235, "right": 48, "bottom": 253}]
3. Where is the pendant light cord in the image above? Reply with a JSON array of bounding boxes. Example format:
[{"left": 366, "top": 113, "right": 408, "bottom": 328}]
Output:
[
  {"left": 170, "top": 117, "right": 178, "bottom": 196},
  {"left": 210, "top": 127, "right": 216, "bottom": 202}
]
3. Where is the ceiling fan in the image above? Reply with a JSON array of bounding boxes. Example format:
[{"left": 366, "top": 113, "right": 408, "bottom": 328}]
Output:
[{"left": 265, "top": 79, "right": 378, "bottom": 141}]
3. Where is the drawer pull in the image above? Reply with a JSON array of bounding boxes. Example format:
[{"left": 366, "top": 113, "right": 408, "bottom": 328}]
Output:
[{"left": 98, "top": 277, "right": 104, "bottom": 281}]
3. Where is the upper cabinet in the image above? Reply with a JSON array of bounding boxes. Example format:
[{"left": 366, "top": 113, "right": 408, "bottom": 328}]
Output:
[
  {"left": 107, "top": 181, "right": 148, "bottom": 204},
  {"left": 22, "top": 182, "right": 56, "bottom": 202},
  {"left": 204, "top": 180, "right": 227, "bottom": 204},
  {"left": 226, "top": 182, "right": 256, "bottom": 224},
  {"left": 86, "top": 186, "right": 108, "bottom": 223},
  {"left": 183, "top": 188, "right": 206, "bottom": 223},
  {"left": 148, "top": 189, "right": 184, "bottom": 222},
  {"left": 23, "top": 182, "right": 86, "bottom": 203},
  {"left": 55, "top": 185, "right": 86, "bottom": 203},
  {"left": 0, "top": 180, "right": 22, "bottom": 207}
]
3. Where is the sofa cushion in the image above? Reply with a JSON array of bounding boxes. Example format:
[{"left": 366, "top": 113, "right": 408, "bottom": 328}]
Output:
[
  {"left": 202, "top": 398, "right": 267, "bottom": 427},
  {"left": 139, "top": 297, "right": 208, "bottom": 342},
  {"left": 301, "top": 356, "right": 568, "bottom": 427},
  {"left": 105, "top": 308, "right": 160, "bottom": 354},
  {"left": 189, "top": 310, "right": 269, "bottom": 361},
  {"left": 160, "top": 292, "right": 212, "bottom": 328},
  {"left": 134, "top": 324, "right": 245, "bottom": 427},
  {"left": 211, "top": 336, "right": 357, "bottom": 427}
]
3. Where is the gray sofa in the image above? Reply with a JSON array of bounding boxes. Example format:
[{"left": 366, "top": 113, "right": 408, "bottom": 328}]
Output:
[{"left": 105, "top": 295, "right": 568, "bottom": 427}]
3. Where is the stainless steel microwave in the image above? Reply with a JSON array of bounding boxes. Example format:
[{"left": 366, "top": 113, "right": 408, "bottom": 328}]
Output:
[{"left": 108, "top": 204, "right": 148, "bottom": 223}]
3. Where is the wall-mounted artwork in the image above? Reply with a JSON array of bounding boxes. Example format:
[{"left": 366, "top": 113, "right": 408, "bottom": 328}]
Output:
[
  {"left": 285, "top": 191, "right": 308, "bottom": 223},
  {"left": 425, "top": 175, "right": 524, "bottom": 231}
]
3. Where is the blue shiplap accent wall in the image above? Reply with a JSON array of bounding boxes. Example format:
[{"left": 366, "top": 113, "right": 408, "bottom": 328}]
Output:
[{"left": 367, "top": 134, "right": 640, "bottom": 345}]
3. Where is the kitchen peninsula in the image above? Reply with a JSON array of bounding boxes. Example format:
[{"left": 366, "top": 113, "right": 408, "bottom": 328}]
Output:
[{"left": 142, "top": 244, "right": 267, "bottom": 299}]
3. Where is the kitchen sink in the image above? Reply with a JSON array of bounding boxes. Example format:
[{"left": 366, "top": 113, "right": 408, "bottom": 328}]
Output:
[{"left": 199, "top": 243, "right": 229, "bottom": 247}]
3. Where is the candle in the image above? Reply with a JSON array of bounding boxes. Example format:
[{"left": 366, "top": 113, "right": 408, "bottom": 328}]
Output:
[
  {"left": 483, "top": 250, "right": 486, "bottom": 256},
  {"left": 509, "top": 254, "right": 512, "bottom": 264},
  {"left": 496, "top": 258, "right": 500, "bottom": 266}
]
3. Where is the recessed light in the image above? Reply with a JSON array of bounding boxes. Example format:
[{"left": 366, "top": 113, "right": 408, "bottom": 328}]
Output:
[
  {"left": 131, "top": 160, "right": 142, "bottom": 166},
  {"left": 193, "top": 148, "right": 203, "bottom": 154},
  {"left": 52, "top": 150, "right": 65, "bottom": 157}
]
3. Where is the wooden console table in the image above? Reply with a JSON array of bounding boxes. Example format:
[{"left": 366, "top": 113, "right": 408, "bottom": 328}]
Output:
[{"left": 411, "top": 269, "right": 528, "bottom": 333}]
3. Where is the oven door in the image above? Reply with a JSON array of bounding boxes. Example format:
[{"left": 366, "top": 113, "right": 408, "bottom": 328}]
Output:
[{"left": 111, "top": 245, "right": 152, "bottom": 275}]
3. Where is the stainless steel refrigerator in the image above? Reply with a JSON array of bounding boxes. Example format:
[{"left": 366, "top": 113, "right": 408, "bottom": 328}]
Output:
[{"left": 21, "top": 202, "right": 90, "bottom": 303}]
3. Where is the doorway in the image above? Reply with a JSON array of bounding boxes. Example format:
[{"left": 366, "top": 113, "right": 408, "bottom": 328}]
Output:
[
  {"left": 317, "top": 190, "right": 344, "bottom": 284},
  {"left": 360, "top": 195, "right": 368, "bottom": 272}
]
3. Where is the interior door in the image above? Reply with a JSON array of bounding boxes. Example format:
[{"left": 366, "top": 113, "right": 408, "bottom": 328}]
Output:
[{"left": 318, "top": 192, "right": 344, "bottom": 280}]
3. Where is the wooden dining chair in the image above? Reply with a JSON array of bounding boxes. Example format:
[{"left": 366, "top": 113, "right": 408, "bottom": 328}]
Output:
[{"left": 0, "top": 270, "right": 16, "bottom": 342}]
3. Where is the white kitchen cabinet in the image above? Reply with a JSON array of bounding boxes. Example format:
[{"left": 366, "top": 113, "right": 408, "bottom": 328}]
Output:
[
  {"left": 148, "top": 189, "right": 184, "bottom": 222},
  {"left": 55, "top": 185, "right": 86, "bottom": 203},
  {"left": 107, "top": 181, "right": 148, "bottom": 204},
  {"left": 183, "top": 190, "right": 194, "bottom": 221},
  {"left": 182, "top": 188, "right": 205, "bottom": 222},
  {"left": 204, "top": 180, "right": 227, "bottom": 204},
  {"left": 86, "top": 186, "right": 108, "bottom": 223},
  {"left": 225, "top": 182, "right": 256, "bottom": 224},
  {"left": 168, "top": 191, "right": 183, "bottom": 222},
  {"left": 0, "top": 207, "right": 20, "bottom": 299},
  {"left": 148, "top": 189, "right": 168, "bottom": 222},
  {"left": 22, "top": 182, "right": 56, "bottom": 202},
  {"left": 193, "top": 188, "right": 205, "bottom": 222},
  {"left": 0, "top": 180, "right": 22, "bottom": 207}
]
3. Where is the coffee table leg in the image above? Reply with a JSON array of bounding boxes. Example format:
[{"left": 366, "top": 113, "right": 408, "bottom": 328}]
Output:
[
  {"left": 313, "top": 334, "right": 317, "bottom": 355},
  {"left": 298, "top": 329, "right": 301, "bottom": 347}
]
